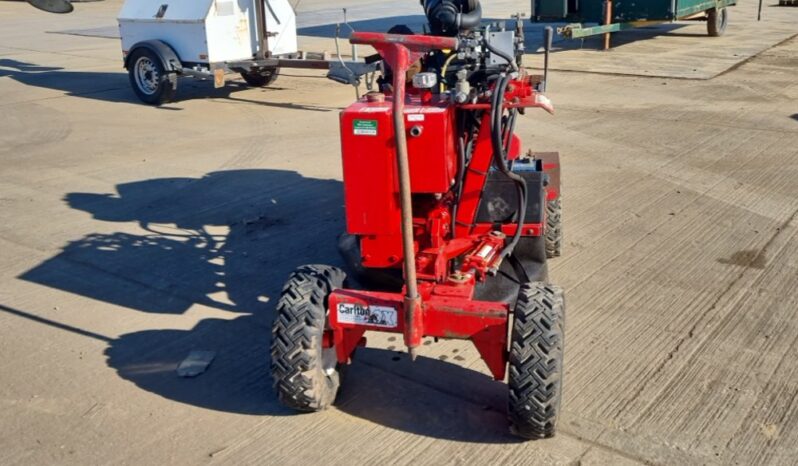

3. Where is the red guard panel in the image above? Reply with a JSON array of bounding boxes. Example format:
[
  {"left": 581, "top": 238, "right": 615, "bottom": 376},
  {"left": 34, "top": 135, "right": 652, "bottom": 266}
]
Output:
[
  {"left": 340, "top": 102, "right": 400, "bottom": 237},
  {"left": 404, "top": 100, "right": 457, "bottom": 192},
  {"left": 340, "top": 97, "right": 456, "bottom": 267},
  {"left": 329, "top": 287, "right": 510, "bottom": 380}
]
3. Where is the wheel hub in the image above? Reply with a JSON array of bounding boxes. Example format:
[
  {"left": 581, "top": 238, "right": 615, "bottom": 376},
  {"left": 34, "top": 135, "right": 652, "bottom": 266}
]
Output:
[{"left": 134, "top": 57, "right": 160, "bottom": 95}]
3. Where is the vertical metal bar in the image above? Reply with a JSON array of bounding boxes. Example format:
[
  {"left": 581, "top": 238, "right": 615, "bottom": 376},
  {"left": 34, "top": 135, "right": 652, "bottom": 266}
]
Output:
[
  {"left": 758, "top": 0, "right": 763, "bottom": 20},
  {"left": 543, "top": 26, "right": 553, "bottom": 92},
  {"left": 254, "top": 0, "right": 269, "bottom": 59},
  {"left": 391, "top": 47, "right": 422, "bottom": 360},
  {"left": 603, "top": 0, "right": 612, "bottom": 50}
]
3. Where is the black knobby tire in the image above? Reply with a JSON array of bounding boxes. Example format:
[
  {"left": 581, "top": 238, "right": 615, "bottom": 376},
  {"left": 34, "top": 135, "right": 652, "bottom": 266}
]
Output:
[
  {"left": 545, "top": 197, "right": 562, "bottom": 258},
  {"left": 127, "top": 48, "right": 176, "bottom": 105},
  {"left": 241, "top": 67, "right": 280, "bottom": 87},
  {"left": 707, "top": 7, "right": 728, "bottom": 37},
  {"left": 271, "top": 264, "right": 347, "bottom": 411},
  {"left": 508, "top": 282, "right": 565, "bottom": 439}
]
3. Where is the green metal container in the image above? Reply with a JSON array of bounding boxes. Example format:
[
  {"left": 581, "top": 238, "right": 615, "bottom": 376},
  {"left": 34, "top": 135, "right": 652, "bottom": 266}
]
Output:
[
  {"left": 581, "top": 0, "right": 734, "bottom": 22},
  {"left": 533, "top": 0, "right": 736, "bottom": 39}
]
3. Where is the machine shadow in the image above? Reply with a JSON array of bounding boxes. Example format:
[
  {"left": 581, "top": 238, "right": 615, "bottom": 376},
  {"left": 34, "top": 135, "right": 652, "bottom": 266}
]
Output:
[
  {"left": 105, "top": 320, "right": 521, "bottom": 441},
  {"left": 22, "top": 169, "right": 345, "bottom": 314},
  {"left": 104, "top": 314, "right": 294, "bottom": 415},
  {"left": 19, "top": 169, "right": 344, "bottom": 415},
  {"left": 335, "top": 347, "right": 521, "bottom": 444}
]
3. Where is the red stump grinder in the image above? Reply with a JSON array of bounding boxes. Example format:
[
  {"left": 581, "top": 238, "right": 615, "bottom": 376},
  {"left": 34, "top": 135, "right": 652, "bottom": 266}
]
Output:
[{"left": 271, "top": 0, "right": 565, "bottom": 439}]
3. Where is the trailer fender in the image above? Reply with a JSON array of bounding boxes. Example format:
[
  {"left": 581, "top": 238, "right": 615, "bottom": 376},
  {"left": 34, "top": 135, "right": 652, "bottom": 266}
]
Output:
[{"left": 124, "top": 40, "right": 183, "bottom": 74}]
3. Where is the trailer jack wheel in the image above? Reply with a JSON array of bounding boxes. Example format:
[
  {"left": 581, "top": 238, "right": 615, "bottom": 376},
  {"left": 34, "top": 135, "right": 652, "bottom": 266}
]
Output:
[
  {"left": 707, "top": 7, "right": 728, "bottom": 37},
  {"left": 509, "top": 282, "right": 565, "bottom": 439},
  {"left": 241, "top": 67, "right": 280, "bottom": 87},
  {"left": 271, "top": 265, "right": 347, "bottom": 411},
  {"left": 127, "top": 48, "right": 176, "bottom": 105}
]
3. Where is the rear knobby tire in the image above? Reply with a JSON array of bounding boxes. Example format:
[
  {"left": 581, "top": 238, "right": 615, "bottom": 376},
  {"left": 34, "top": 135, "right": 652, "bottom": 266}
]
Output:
[
  {"left": 508, "top": 282, "right": 565, "bottom": 439},
  {"left": 241, "top": 67, "right": 280, "bottom": 87},
  {"left": 707, "top": 7, "right": 728, "bottom": 37},
  {"left": 271, "top": 264, "right": 346, "bottom": 411},
  {"left": 545, "top": 197, "right": 562, "bottom": 258}
]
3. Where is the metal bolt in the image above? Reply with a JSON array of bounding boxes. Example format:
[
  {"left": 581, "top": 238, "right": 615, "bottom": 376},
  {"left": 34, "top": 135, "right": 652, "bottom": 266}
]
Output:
[{"left": 449, "top": 272, "right": 470, "bottom": 284}]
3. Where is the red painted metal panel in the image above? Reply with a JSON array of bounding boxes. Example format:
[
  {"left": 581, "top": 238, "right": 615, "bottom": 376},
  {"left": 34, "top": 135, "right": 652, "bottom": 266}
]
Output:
[
  {"left": 329, "top": 287, "right": 509, "bottom": 380},
  {"left": 340, "top": 103, "right": 400, "bottom": 237},
  {"left": 405, "top": 101, "right": 457, "bottom": 193},
  {"left": 340, "top": 97, "right": 457, "bottom": 266},
  {"left": 360, "top": 234, "right": 404, "bottom": 268}
]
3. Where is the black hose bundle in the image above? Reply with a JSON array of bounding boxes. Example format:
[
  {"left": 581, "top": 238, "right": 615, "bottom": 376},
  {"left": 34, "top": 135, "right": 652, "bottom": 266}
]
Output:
[{"left": 490, "top": 74, "right": 526, "bottom": 263}]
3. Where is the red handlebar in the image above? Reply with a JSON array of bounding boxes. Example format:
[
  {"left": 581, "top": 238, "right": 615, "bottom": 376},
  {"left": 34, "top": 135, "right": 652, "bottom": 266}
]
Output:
[{"left": 350, "top": 32, "right": 458, "bottom": 52}]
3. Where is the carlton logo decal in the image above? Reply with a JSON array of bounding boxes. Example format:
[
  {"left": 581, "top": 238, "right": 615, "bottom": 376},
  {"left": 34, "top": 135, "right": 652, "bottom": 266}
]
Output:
[{"left": 337, "top": 303, "right": 397, "bottom": 328}]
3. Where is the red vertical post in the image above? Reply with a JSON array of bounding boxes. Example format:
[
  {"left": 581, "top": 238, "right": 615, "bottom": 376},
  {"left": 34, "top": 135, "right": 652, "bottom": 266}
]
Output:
[{"left": 348, "top": 32, "right": 458, "bottom": 360}]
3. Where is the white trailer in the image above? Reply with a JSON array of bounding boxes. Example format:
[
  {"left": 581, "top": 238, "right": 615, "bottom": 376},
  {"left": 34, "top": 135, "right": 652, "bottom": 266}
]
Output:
[
  {"left": 115, "top": 0, "right": 374, "bottom": 104},
  {"left": 119, "top": 0, "right": 298, "bottom": 65}
]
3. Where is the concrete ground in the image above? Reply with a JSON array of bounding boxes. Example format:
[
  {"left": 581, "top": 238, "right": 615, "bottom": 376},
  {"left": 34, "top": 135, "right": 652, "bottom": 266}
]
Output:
[{"left": 1, "top": 0, "right": 798, "bottom": 464}]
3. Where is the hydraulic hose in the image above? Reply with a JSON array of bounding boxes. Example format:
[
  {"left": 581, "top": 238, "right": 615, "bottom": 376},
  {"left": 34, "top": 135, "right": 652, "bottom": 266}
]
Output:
[
  {"left": 439, "top": 52, "right": 458, "bottom": 93},
  {"left": 490, "top": 74, "right": 527, "bottom": 263}
]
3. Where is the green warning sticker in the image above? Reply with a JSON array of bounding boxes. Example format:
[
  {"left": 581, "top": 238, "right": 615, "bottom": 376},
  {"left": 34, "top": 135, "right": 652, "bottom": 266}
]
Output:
[{"left": 353, "top": 119, "right": 378, "bottom": 136}]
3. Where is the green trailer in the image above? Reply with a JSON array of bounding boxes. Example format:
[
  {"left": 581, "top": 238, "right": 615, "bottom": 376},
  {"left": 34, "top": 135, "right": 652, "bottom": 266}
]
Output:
[{"left": 532, "top": 0, "right": 736, "bottom": 46}]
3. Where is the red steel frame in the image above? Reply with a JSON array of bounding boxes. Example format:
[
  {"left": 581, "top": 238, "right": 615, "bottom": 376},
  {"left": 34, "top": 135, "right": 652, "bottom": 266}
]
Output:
[{"left": 327, "top": 32, "right": 559, "bottom": 381}]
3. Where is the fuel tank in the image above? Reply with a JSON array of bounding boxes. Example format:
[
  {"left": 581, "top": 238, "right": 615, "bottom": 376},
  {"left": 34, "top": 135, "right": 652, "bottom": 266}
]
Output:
[{"left": 339, "top": 95, "right": 456, "bottom": 267}]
